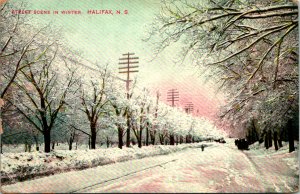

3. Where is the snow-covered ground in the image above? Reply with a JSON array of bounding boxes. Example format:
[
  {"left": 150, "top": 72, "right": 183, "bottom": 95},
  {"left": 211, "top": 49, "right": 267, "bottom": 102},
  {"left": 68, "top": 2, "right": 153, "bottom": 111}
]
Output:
[
  {"left": 1, "top": 142, "right": 213, "bottom": 185},
  {"left": 1, "top": 139, "right": 298, "bottom": 193},
  {"left": 248, "top": 141, "right": 299, "bottom": 179},
  {"left": 1, "top": 143, "right": 102, "bottom": 153}
]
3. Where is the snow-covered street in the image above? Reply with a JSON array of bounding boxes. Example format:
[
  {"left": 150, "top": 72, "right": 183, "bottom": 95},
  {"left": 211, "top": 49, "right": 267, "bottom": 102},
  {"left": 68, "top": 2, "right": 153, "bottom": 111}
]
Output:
[
  {"left": 2, "top": 141, "right": 298, "bottom": 193},
  {"left": 1, "top": 0, "right": 298, "bottom": 193}
]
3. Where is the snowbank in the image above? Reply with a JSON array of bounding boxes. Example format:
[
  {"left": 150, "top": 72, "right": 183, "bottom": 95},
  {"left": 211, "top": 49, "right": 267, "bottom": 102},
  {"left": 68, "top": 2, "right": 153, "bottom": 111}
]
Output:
[
  {"left": 1, "top": 143, "right": 213, "bottom": 184},
  {"left": 248, "top": 140, "right": 299, "bottom": 176},
  {"left": 248, "top": 141, "right": 298, "bottom": 154},
  {"left": 1, "top": 143, "right": 93, "bottom": 153}
]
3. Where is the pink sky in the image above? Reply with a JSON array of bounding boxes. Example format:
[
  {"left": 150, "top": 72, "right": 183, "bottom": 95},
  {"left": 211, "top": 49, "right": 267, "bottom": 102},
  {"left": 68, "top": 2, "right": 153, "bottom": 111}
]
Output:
[{"left": 147, "top": 76, "right": 226, "bottom": 121}]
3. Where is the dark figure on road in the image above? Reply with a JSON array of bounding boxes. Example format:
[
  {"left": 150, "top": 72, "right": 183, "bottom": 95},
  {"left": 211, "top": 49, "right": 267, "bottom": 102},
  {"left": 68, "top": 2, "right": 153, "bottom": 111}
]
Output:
[{"left": 201, "top": 144, "right": 205, "bottom": 151}]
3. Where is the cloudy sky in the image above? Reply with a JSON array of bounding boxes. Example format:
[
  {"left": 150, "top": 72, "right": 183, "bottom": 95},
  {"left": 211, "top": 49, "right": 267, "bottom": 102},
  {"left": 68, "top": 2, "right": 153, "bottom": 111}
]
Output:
[{"left": 8, "top": 0, "right": 226, "bottom": 120}]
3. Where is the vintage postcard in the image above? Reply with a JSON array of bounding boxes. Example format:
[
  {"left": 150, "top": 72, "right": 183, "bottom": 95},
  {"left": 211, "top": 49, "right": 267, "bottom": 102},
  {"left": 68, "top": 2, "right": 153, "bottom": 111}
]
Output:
[{"left": 0, "top": 0, "right": 299, "bottom": 193}]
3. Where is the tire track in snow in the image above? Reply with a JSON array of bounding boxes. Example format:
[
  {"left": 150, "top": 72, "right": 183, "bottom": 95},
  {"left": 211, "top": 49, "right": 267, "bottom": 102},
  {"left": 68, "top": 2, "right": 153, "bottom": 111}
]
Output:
[
  {"left": 216, "top": 144, "right": 266, "bottom": 192},
  {"left": 239, "top": 150, "right": 270, "bottom": 191},
  {"left": 71, "top": 159, "right": 178, "bottom": 193}
]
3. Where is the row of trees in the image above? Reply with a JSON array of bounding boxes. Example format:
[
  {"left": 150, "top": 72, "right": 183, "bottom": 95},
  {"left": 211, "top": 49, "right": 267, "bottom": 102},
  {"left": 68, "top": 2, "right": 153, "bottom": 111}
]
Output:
[
  {"left": 0, "top": 1, "right": 223, "bottom": 153},
  {"left": 0, "top": 1, "right": 78, "bottom": 152},
  {"left": 146, "top": 0, "right": 298, "bottom": 152}
]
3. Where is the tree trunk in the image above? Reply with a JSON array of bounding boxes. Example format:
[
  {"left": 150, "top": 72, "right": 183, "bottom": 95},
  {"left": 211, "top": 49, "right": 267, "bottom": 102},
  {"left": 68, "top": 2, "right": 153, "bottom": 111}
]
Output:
[
  {"left": 69, "top": 142, "right": 73, "bottom": 150},
  {"left": 28, "top": 144, "right": 32, "bottom": 152},
  {"left": 106, "top": 137, "right": 110, "bottom": 148},
  {"left": 268, "top": 131, "right": 272, "bottom": 148},
  {"left": 278, "top": 138, "right": 283, "bottom": 147},
  {"left": 126, "top": 114, "right": 131, "bottom": 147},
  {"left": 150, "top": 130, "right": 156, "bottom": 145},
  {"left": 146, "top": 126, "right": 149, "bottom": 146},
  {"left": 253, "top": 128, "right": 259, "bottom": 143},
  {"left": 52, "top": 142, "right": 55, "bottom": 150},
  {"left": 90, "top": 122, "right": 97, "bottom": 149},
  {"left": 131, "top": 139, "right": 136, "bottom": 145},
  {"left": 252, "top": 120, "right": 259, "bottom": 143},
  {"left": 0, "top": 138, "right": 2, "bottom": 154},
  {"left": 24, "top": 143, "right": 28, "bottom": 152},
  {"left": 278, "top": 130, "right": 283, "bottom": 147},
  {"left": 159, "top": 134, "right": 164, "bottom": 145},
  {"left": 186, "top": 135, "right": 191, "bottom": 143},
  {"left": 91, "top": 132, "right": 96, "bottom": 149},
  {"left": 138, "top": 121, "right": 143, "bottom": 148},
  {"left": 138, "top": 138, "right": 142, "bottom": 148},
  {"left": 274, "top": 131, "right": 278, "bottom": 151},
  {"left": 69, "top": 136, "right": 73, "bottom": 150},
  {"left": 44, "top": 129, "right": 51, "bottom": 153},
  {"left": 288, "top": 121, "right": 295, "bottom": 153},
  {"left": 180, "top": 135, "right": 183, "bottom": 144},
  {"left": 170, "top": 134, "right": 175, "bottom": 145},
  {"left": 34, "top": 135, "right": 39, "bottom": 151},
  {"left": 264, "top": 134, "right": 269, "bottom": 149},
  {"left": 118, "top": 126, "right": 123, "bottom": 149}
]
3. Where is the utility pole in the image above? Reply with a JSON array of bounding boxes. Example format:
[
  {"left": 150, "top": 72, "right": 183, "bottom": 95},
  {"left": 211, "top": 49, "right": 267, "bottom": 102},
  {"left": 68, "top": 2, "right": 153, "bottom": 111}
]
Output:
[
  {"left": 150, "top": 91, "right": 160, "bottom": 145},
  {"left": 119, "top": 52, "right": 139, "bottom": 98},
  {"left": 119, "top": 52, "right": 139, "bottom": 147},
  {"left": 167, "top": 89, "right": 179, "bottom": 107},
  {"left": 167, "top": 89, "right": 179, "bottom": 145},
  {"left": 184, "top": 102, "right": 194, "bottom": 114},
  {"left": 155, "top": 91, "right": 161, "bottom": 117},
  {"left": 185, "top": 102, "right": 194, "bottom": 143}
]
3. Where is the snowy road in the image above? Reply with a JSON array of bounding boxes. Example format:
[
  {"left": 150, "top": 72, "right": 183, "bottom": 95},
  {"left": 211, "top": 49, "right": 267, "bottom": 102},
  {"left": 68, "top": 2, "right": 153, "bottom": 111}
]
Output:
[{"left": 2, "top": 142, "right": 298, "bottom": 193}]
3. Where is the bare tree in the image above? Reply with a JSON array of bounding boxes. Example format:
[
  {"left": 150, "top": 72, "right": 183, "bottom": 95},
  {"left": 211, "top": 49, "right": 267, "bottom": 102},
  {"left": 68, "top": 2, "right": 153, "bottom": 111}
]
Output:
[
  {"left": 0, "top": 2, "right": 63, "bottom": 143},
  {"left": 80, "top": 65, "right": 111, "bottom": 149},
  {"left": 6, "top": 45, "right": 78, "bottom": 152},
  {"left": 110, "top": 100, "right": 127, "bottom": 149},
  {"left": 147, "top": 0, "right": 298, "bottom": 151},
  {"left": 0, "top": 2, "right": 53, "bottom": 99}
]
